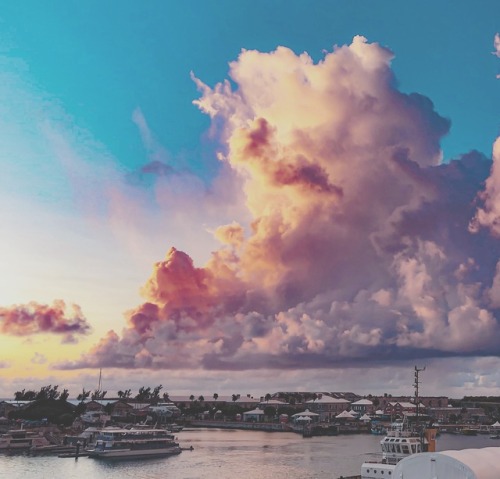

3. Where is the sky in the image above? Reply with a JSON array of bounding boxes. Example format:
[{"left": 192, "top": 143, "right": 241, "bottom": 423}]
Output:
[{"left": 0, "top": 1, "right": 500, "bottom": 400}]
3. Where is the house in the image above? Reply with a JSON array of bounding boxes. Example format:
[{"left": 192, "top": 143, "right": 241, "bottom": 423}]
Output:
[
  {"left": 168, "top": 394, "right": 259, "bottom": 410},
  {"left": 428, "top": 406, "right": 487, "bottom": 424},
  {"left": 351, "top": 399, "right": 375, "bottom": 415},
  {"left": 110, "top": 400, "right": 134, "bottom": 419},
  {"left": 258, "top": 399, "right": 287, "bottom": 411},
  {"left": 235, "top": 396, "right": 261, "bottom": 409},
  {"left": 306, "top": 394, "right": 350, "bottom": 422},
  {"left": 384, "top": 401, "right": 418, "bottom": 418},
  {"left": 84, "top": 400, "right": 106, "bottom": 413}
]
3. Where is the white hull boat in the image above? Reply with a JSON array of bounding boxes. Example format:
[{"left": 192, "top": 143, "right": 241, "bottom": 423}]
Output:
[{"left": 87, "top": 427, "right": 182, "bottom": 460}]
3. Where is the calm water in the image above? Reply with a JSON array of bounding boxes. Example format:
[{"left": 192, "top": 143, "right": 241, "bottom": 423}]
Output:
[{"left": 0, "top": 428, "right": 497, "bottom": 479}]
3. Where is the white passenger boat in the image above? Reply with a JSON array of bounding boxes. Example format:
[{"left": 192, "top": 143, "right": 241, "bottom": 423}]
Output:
[{"left": 87, "top": 427, "right": 182, "bottom": 460}]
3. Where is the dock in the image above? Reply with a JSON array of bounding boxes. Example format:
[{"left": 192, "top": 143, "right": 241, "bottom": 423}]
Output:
[{"left": 58, "top": 452, "right": 90, "bottom": 458}]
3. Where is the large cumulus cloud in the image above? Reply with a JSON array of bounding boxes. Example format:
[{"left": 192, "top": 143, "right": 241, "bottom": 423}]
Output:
[{"left": 56, "top": 37, "right": 500, "bottom": 371}]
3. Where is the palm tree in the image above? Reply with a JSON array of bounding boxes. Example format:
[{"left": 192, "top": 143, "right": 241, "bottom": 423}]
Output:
[
  {"left": 77, "top": 388, "right": 90, "bottom": 402},
  {"left": 198, "top": 395, "right": 205, "bottom": 402},
  {"left": 190, "top": 394, "right": 195, "bottom": 402},
  {"left": 265, "top": 393, "right": 272, "bottom": 402},
  {"left": 213, "top": 393, "right": 219, "bottom": 401}
]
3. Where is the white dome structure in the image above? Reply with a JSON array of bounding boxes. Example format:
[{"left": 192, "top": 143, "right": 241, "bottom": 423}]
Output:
[{"left": 392, "top": 447, "right": 500, "bottom": 479}]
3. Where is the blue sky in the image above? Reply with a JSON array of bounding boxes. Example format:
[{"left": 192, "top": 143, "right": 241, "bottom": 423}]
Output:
[
  {"left": 3, "top": 1, "right": 499, "bottom": 175},
  {"left": 0, "top": 1, "right": 500, "bottom": 398}
]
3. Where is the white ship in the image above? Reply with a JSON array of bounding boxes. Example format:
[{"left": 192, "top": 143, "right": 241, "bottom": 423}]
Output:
[
  {"left": 361, "top": 366, "right": 437, "bottom": 479},
  {"left": 361, "top": 422, "right": 437, "bottom": 478},
  {"left": 87, "top": 427, "right": 182, "bottom": 460}
]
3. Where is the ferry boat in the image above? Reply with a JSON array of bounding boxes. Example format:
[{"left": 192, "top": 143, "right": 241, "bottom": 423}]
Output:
[
  {"left": 87, "top": 427, "right": 182, "bottom": 460},
  {"left": 360, "top": 366, "right": 437, "bottom": 479},
  {"left": 361, "top": 421, "right": 437, "bottom": 478}
]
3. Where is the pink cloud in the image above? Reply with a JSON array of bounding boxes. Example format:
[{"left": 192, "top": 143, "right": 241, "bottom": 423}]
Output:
[
  {"left": 56, "top": 37, "right": 500, "bottom": 372},
  {"left": 470, "top": 138, "right": 500, "bottom": 235},
  {"left": 0, "top": 300, "right": 91, "bottom": 343}
]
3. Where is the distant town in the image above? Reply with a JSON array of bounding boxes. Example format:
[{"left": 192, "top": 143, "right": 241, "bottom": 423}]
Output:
[{"left": 2, "top": 384, "right": 500, "bottom": 437}]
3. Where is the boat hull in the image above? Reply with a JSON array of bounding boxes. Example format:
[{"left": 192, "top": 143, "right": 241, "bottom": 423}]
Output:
[{"left": 88, "top": 446, "right": 182, "bottom": 460}]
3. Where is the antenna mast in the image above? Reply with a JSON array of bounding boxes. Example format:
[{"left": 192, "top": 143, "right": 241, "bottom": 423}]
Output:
[{"left": 414, "top": 365, "right": 425, "bottom": 424}]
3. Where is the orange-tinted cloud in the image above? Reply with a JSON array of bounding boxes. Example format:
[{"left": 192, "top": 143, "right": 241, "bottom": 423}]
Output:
[
  {"left": 0, "top": 300, "right": 91, "bottom": 343},
  {"left": 56, "top": 37, "right": 500, "bottom": 371}
]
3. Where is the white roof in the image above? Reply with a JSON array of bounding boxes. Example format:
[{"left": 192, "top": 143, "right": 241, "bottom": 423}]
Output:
[
  {"left": 242, "top": 407, "right": 265, "bottom": 415},
  {"left": 359, "top": 414, "right": 372, "bottom": 421},
  {"left": 393, "top": 448, "right": 500, "bottom": 479},
  {"left": 292, "top": 409, "right": 319, "bottom": 417},
  {"left": 491, "top": 421, "right": 500, "bottom": 427},
  {"left": 389, "top": 401, "right": 416, "bottom": 408},
  {"left": 168, "top": 395, "right": 255, "bottom": 402},
  {"left": 307, "top": 395, "right": 350, "bottom": 404},
  {"left": 235, "top": 397, "right": 260, "bottom": 403},
  {"left": 336, "top": 410, "right": 355, "bottom": 419},
  {"left": 352, "top": 399, "right": 373, "bottom": 405}
]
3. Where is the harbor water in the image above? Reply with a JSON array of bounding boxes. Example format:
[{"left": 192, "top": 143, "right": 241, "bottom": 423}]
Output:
[{"left": 0, "top": 428, "right": 497, "bottom": 479}]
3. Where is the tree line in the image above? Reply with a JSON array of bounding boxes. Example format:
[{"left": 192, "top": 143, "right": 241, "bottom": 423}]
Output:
[{"left": 13, "top": 384, "right": 168, "bottom": 403}]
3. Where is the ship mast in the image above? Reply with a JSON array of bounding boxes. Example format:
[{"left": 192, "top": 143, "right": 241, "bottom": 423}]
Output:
[
  {"left": 414, "top": 365, "right": 425, "bottom": 423},
  {"left": 98, "top": 367, "right": 102, "bottom": 392},
  {"left": 414, "top": 365, "right": 426, "bottom": 450}
]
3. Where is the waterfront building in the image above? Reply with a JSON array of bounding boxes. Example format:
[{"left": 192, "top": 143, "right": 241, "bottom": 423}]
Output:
[
  {"left": 258, "top": 399, "right": 287, "bottom": 408},
  {"left": 84, "top": 400, "right": 106, "bottom": 413},
  {"left": 384, "top": 401, "right": 419, "bottom": 418},
  {"left": 242, "top": 407, "right": 266, "bottom": 422},
  {"left": 235, "top": 396, "right": 260, "bottom": 408},
  {"left": 306, "top": 394, "right": 350, "bottom": 422},
  {"left": 291, "top": 409, "right": 320, "bottom": 424},
  {"left": 428, "top": 406, "right": 487, "bottom": 424},
  {"left": 351, "top": 399, "right": 374, "bottom": 415},
  {"left": 167, "top": 394, "right": 259, "bottom": 409},
  {"left": 376, "top": 395, "right": 449, "bottom": 411},
  {"left": 109, "top": 400, "right": 134, "bottom": 419}
]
